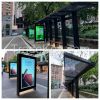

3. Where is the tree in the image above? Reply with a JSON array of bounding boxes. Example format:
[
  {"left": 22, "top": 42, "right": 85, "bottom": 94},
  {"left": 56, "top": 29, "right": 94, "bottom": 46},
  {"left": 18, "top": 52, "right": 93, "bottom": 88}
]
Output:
[
  {"left": 81, "top": 53, "right": 98, "bottom": 85},
  {"left": 17, "top": 2, "right": 67, "bottom": 25},
  {"left": 9, "top": 55, "right": 17, "bottom": 62},
  {"left": 78, "top": 6, "right": 98, "bottom": 22}
]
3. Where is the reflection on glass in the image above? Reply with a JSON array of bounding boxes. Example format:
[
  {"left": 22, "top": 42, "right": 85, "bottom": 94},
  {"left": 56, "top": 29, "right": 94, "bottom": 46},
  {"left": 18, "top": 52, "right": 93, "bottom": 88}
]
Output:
[{"left": 64, "top": 57, "right": 88, "bottom": 77}]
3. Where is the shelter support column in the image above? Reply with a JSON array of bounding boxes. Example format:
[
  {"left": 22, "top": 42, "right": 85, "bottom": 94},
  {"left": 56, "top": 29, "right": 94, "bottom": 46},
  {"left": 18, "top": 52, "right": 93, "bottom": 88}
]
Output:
[
  {"left": 74, "top": 78, "right": 79, "bottom": 98},
  {"left": 72, "top": 11, "right": 80, "bottom": 49},
  {"left": 71, "top": 82, "right": 74, "bottom": 96},
  {"left": 45, "top": 21, "right": 49, "bottom": 42},
  {"left": 49, "top": 20, "right": 53, "bottom": 45},
  {"left": 53, "top": 18, "right": 59, "bottom": 47},
  {"left": 61, "top": 16, "right": 67, "bottom": 49}
]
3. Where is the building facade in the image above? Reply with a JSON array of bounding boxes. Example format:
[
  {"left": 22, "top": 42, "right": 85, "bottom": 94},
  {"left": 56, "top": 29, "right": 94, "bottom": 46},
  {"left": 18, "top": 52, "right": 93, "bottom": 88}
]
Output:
[
  {"left": 51, "top": 64, "right": 63, "bottom": 89},
  {"left": 14, "top": 2, "right": 24, "bottom": 34},
  {"left": 2, "top": 2, "right": 14, "bottom": 36}
]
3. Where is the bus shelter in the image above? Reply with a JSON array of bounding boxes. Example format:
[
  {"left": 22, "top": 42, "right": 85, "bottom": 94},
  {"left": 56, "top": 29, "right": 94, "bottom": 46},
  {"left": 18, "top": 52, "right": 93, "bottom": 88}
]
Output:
[
  {"left": 64, "top": 52, "right": 95, "bottom": 98},
  {"left": 35, "top": 2, "right": 98, "bottom": 49}
]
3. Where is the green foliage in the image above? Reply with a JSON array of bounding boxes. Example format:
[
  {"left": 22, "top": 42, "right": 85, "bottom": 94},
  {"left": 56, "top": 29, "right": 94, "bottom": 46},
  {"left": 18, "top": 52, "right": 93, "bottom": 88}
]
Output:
[
  {"left": 78, "top": 7, "right": 98, "bottom": 21},
  {"left": 81, "top": 53, "right": 98, "bottom": 85},
  {"left": 79, "top": 83, "right": 98, "bottom": 94},
  {"left": 79, "top": 24, "right": 98, "bottom": 39},
  {"left": 18, "top": 2, "right": 68, "bottom": 24},
  {"left": 9, "top": 55, "right": 17, "bottom": 62}
]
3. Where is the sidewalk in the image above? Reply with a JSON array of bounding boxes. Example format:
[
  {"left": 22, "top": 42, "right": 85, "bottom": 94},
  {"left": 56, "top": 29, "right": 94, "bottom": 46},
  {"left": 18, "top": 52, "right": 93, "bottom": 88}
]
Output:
[
  {"left": 22, "top": 36, "right": 63, "bottom": 49},
  {"left": 58, "top": 89, "right": 74, "bottom": 98},
  {"left": 51, "top": 89, "right": 63, "bottom": 98},
  {"left": 51, "top": 88, "right": 74, "bottom": 98},
  {"left": 2, "top": 72, "right": 47, "bottom": 98},
  {"left": 22, "top": 36, "right": 89, "bottom": 49},
  {"left": 22, "top": 36, "right": 48, "bottom": 49}
]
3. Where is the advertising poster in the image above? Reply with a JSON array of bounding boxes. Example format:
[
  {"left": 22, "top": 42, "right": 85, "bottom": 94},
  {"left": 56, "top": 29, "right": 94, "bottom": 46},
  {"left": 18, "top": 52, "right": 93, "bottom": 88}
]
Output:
[
  {"left": 29, "top": 29, "right": 34, "bottom": 39},
  {"left": 21, "top": 57, "right": 35, "bottom": 89},
  {"left": 10, "top": 63, "right": 17, "bottom": 76},
  {"left": 35, "top": 25, "right": 44, "bottom": 41}
]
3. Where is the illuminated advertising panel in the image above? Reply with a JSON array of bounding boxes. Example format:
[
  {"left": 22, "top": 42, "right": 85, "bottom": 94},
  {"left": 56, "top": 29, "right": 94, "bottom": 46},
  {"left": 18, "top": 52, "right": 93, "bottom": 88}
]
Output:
[
  {"left": 29, "top": 29, "right": 34, "bottom": 39},
  {"left": 35, "top": 25, "right": 45, "bottom": 41},
  {"left": 17, "top": 54, "right": 36, "bottom": 96},
  {"left": 9, "top": 62, "right": 17, "bottom": 78}
]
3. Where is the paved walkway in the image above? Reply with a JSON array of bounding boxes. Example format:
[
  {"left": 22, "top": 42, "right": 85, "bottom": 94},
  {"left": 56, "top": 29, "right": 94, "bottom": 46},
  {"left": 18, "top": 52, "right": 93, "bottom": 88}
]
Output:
[
  {"left": 22, "top": 36, "right": 48, "bottom": 49},
  {"left": 51, "top": 88, "right": 89, "bottom": 98},
  {"left": 2, "top": 72, "right": 47, "bottom": 98},
  {"left": 58, "top": 89, "right": 74, "bottom": 98},
  {"left": 23, "top": 36, "right": 90, "bottom": 49},
  {"left": 22, "top": 36, "right": 65, "bottom": 49},
  {"left": 51, "top": 89, "right": 62, "bottom": 98}
]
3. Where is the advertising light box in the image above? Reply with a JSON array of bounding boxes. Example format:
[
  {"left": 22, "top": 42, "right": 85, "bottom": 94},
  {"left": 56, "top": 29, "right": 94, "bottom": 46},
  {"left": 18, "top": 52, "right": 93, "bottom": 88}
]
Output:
[
  {"left": 9, "top": 62, "right": 17, "bottom": 78},
  {"left": 35, "top": 25, "right": 45, "bottom": 41},
  {"left": 17, "top": 54, "right": 36, "bottom": 96},
  {"left": 29, "top": 29, "right": 34, "bottom": 39}
]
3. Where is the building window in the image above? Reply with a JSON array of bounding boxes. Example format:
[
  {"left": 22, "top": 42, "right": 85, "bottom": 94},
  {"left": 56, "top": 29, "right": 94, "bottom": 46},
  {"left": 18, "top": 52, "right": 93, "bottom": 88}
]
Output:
[{"left": 6, "top": 24, "right": 10, "bottom": 29}]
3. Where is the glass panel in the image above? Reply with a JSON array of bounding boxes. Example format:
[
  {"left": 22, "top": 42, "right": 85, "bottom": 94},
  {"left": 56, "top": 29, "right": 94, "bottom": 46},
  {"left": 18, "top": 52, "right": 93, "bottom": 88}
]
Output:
[{"left": 64, "top": 57, "right": 88, "bottom": 79}]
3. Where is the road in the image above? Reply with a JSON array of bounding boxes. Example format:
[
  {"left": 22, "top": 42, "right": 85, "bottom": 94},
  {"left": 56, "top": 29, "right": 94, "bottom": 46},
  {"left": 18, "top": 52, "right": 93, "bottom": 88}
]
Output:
[{"left": 2, "top": 35, "right": 32, "bottom": 49}]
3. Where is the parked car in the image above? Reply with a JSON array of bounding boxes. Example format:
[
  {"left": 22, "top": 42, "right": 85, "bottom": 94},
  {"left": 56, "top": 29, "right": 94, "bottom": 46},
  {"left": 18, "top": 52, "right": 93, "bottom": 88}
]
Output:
[{"left": 11, "top": 32, "right": 19, "bottom": 36}]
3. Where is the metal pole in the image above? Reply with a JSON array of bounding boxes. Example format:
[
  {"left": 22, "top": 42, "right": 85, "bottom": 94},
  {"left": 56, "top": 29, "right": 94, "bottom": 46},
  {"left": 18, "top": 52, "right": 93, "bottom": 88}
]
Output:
[
  {"left": 49, "top": 20, "right": 53, "bottom": 45},
  {"left": 45, "top": 21, "right": 48, "bottom": 42},
  {"left": 61, "top": 16, "right": 67, "bottom": 49},
  {"left": 53, "top": 18, "right": 59, "bottom": 47},
  {"left": 75, "top": 78, "right": 79, "bottom": 98},
  {"left": 72, "top": 11, "right": 80, "bottom": 49}
]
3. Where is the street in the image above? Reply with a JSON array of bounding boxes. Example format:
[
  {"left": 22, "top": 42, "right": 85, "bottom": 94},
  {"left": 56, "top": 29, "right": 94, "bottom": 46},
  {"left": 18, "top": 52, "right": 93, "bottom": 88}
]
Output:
[
  {"left": 2, "top": 35, "right": 32, "bottom": 49},
  {"left": 2, "top": 72, "right": 48, "bottom": 98}
]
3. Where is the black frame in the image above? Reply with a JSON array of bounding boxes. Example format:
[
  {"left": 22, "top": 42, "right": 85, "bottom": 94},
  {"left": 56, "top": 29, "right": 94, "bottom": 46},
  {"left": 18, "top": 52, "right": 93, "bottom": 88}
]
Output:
[
  {"left": 9, "top": 62, "right": 17, "bottom": 78},
  {"left": 17, "top": 54, "right": 36, "bottom": 96},
  {"left": 47, "top": 53, "right": 49, "bottom": 98},
  {"left": 35, "top": 24, "right": 45, "bottom": 41}
]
